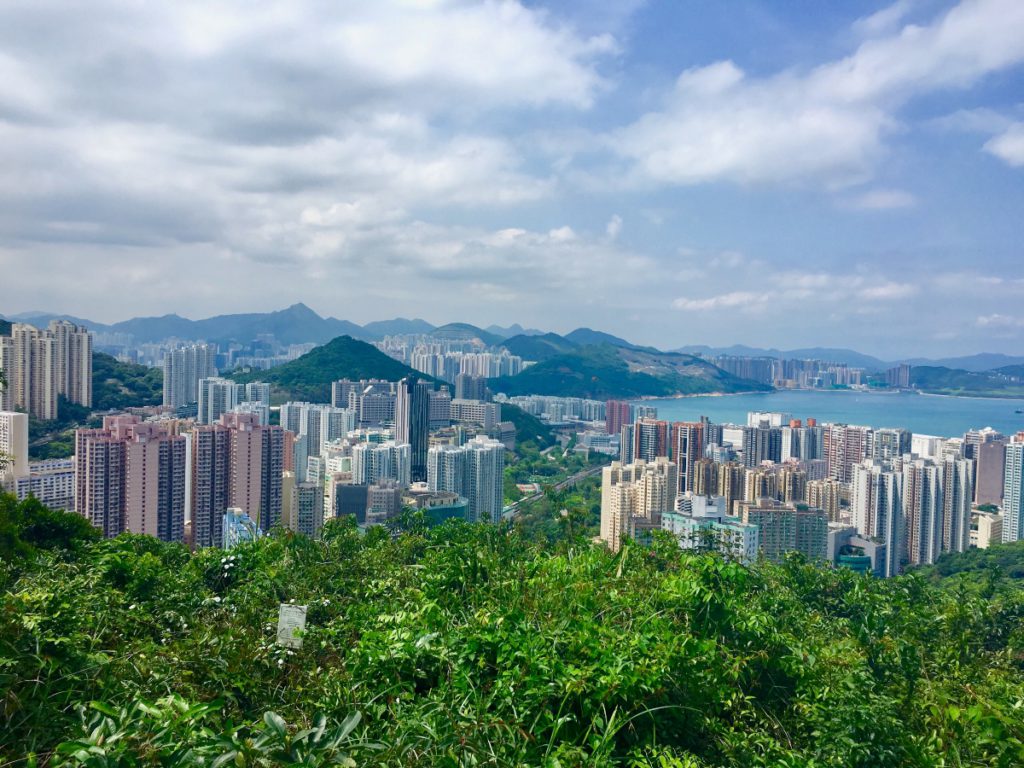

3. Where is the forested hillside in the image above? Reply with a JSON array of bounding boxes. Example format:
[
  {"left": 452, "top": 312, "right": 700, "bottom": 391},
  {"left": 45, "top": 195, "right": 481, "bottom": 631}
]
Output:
[{"left": 2, "top": 495, "right": 1023, "bottom": 766}]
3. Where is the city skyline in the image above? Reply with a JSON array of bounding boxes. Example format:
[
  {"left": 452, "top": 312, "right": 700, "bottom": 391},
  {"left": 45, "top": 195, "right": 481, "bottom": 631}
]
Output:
[{"left": 1, "top": 1, "right": 1023, "bottom": 358}]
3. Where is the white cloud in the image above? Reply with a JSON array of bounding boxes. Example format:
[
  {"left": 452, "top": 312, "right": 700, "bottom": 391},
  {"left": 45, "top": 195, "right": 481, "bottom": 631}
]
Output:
[
  {"left": 844, "top": 188, "right": 917, "bottom": 209},
  {"left": 977, "top": 314, "right": 1024, "bottom": 328},
  {"left": 605, "top": 214, "right": 623, "bottom": 239},
  {"left": 983, "top": 123, "right": 1024, "bottom": 167},
  {"left": 853, "top": 0, "right": 917, "bottom": 37},
  {"left": 614, "top": 0, "right": 1024, "bottom": 187},
  {"left": 673, "top": 291, "right": 766, "bottom": 311}
]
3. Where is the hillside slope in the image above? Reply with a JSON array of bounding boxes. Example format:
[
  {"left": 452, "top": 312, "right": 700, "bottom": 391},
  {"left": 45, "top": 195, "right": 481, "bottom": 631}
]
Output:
[
  {"left": 3, "top": 500, "right": 1023, "bottom": 766},
  {"left": 231, "top": 335, "right": 430, "bottom": 402},
  {"left": 501, "top": 332, "right": 578, "bottom": 361},
  {"left": 490, "top": 344, "right": 769, "bottom": 399},
  {"left": 911, "top": 365, "right": 1024, "bottom": 398}
]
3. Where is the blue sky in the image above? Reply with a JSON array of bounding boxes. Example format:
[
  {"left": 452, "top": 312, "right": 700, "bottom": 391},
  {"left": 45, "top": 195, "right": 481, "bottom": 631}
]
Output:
[{"left": 0, "top": 0, "right": 1021, "bottom": 358}]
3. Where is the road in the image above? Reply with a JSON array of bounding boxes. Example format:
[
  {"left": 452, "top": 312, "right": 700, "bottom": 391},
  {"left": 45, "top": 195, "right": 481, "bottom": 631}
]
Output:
[{"left": 503, "top": 463, "right": 606, "bottom": 520}]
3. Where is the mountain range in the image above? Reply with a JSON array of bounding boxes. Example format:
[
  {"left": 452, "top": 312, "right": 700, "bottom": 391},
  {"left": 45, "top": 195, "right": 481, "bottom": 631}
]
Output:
[{"left": 4, "top": 305, "right": 1024, "bottom": 372}]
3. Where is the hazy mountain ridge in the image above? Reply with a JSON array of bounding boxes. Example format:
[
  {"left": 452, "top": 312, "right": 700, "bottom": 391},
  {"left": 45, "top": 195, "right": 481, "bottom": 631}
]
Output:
[{"left": 4, "top": 307, "right": 1023, "bottom": 373}]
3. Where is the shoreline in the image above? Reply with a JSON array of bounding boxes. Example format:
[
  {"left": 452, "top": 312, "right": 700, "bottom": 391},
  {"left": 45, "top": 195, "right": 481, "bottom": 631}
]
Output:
[{"left": 634, "top": 388, "right": 1024, "bottom": 404}]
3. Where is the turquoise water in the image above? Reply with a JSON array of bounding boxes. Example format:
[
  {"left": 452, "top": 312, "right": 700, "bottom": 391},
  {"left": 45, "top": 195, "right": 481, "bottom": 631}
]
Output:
[{"left": 635, "top": 390, "right": 1024, "bottom": 438}]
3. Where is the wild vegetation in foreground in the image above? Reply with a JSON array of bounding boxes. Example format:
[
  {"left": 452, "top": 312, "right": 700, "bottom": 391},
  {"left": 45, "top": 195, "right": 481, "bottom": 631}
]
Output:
[{"left": 1, "top": 493, "right": 1023, "bottom": 767}]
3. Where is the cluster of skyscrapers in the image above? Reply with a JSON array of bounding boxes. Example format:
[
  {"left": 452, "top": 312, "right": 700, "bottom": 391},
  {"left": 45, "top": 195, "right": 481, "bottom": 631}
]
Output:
[
  {"left": 598, "top": 400, "right": 1024, "bottom": 576},
  {"left": 0, "top": 321, "right": 92, "bottom": 419}
]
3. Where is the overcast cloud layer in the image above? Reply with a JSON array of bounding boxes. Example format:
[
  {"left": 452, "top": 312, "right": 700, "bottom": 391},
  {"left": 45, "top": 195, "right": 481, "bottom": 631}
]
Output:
[{"left": 1, "top": 0, "right": 1022, "bottom": 358}]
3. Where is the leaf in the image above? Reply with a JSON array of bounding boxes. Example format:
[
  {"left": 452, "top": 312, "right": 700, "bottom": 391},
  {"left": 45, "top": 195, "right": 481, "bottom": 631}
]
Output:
[
  {"left": 89, "top": 701, "right": 119, "bottom": 718},
  {"left": 263, "top": 711, "right": 287, "bottom": 738},
  {"left": 337, "top": 712, "right": 361, "bottom": 741}
]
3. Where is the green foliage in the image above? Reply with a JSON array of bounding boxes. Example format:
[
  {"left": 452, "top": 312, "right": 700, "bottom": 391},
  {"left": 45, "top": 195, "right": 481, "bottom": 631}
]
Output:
[
  {"left": 915, "top": 540, "right": 1024, "bottom": 591},
  {"left": 92, "top": 352, "right": 163, "bottom": 410},
  {"left": 230, "top": 335, "right": 433, "bottom": 403},
  {"left": 490, "top": 344, "right": 769, "bottom": 399},
  {"left": 911, "top": 365, "right": 1024, "bottom": 398},
  {"left": 501, "top": 332, "right": 580, "bottom": 361},
  {"left": 4, "top": 517, "right": 1023, "bottom": 766},
  {"left": 500, "top": 403, "right": 556, "bottom": 449},
  {"left": 0, "top": 493, "right": 99, "bottom": 575}
]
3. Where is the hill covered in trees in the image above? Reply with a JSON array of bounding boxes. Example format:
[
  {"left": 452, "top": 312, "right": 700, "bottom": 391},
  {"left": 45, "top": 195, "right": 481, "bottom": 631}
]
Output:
[
  {"left": 491, "top": 344, "right": 769, "bottom": 399},
  {"left": 230, "top": 335, "right": 432, "bottom": 403},
  {"left": 2, "top": 495, "right": 1022, "bottom": 766}
]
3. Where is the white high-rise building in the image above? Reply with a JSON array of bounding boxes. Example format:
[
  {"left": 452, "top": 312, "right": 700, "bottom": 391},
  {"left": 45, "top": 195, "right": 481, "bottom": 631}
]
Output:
[
  {"left": 351, "top": 441, "right": 411, "bottom": 487},
  {"left": 1002, "top": 442, "right": 1024, "bottom": 543},
  {"left": 7, "top": 324, "right": 58, "bottom": 420},
  {"left": 941, "top": 456, "right": 974, "bottom": 554},
  {"left": 198, "top": 377, "right": 242, "bottom": 425},
  {"left": 0, "top": 411, "right": 30, "bottom": 489},
  {"left": 850, "top": 459, "right": 903, "bottom": 577},
  {"left": 600, "top": 457, "right": 677, "bottom": 552},
  {"left": 427, "top": 444, "right": 469, "bottom": 496},
  {"left": 163, "top": 345, "right": 216, "bottom": 409},
  {"left": 903, "top": 457, "right": 942, "bottom": 567},
  {"left": 49, "top": 320, "right": 93, "bottom": 407},
  {"left": 465, "top": 436, "right": 505, "bottom": 524}
]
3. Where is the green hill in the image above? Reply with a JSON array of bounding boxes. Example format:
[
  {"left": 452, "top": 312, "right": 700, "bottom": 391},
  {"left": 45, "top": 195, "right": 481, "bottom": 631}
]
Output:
[
  {"left": 3, "top": 496, "right": 1024, "bottom": 766},
  {"left": 911, "top": 365, "right": 1024, "bottom": 398},
  {"left": 491, "top": 344, "right": 770, "bottom": 399},
  {"left": 500, "top": 402, "right": 555, "bottom": 448},
  {"left": 93, "top": 352, "right": 163, "bottom": 410},
  {"left": 501, "top": 332, "right": 578, "bottom": 361},
  {"left": 231, "top": 335, "right": 431, "bottom": 403},
  {"left": 0, "top": 318, "right": 11, "bottom": 336},
  {"left": 564, "top": 327, "right": 655, "bottom": 351}
]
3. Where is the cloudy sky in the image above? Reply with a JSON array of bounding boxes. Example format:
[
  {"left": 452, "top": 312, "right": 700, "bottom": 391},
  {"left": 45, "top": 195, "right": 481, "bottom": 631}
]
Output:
[{"left": 1, "top": 0, "right": 1022, "bottom": 357}]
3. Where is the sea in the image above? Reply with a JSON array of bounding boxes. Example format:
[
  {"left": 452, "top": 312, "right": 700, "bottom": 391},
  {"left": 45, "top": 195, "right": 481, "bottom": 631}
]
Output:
[{"left": 634, "top": 390, "right": 1024, "bottom": 439}]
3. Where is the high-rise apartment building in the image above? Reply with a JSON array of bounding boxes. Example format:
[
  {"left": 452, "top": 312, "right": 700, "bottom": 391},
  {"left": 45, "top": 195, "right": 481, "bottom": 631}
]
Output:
[
  {"left": 806, "top": 478, "right": 844, "bottom": 522},
  {"left": 49, "top": 320, "right": 92, "bottom": 407},
  {"left": 942, "top": 457, "right": 974, "bottom": 554},
  {"left": 351, "top": 441, "right": 412, "bottom": 487},
  {"left": 465, "top": 436, "right": 505, "bottom": 524},
  {"left": 427, "top": 444, "right": 468, "bottom": 497},
  {"left": 198, "top": 377, "right": 242, "bottom": 425},
  {"left": 191, "top": 423, "right": 231, "bottom": 548},
  {"left": 0, "top": 411, "right": 29, "bottom": 489},
  {"left": 633, "top": 418, "right": 669, "bottom": 463},
  {"left": 7, "top": 324, "right": 58, "bottom": 420},
  {"left": 1002, "top": 442, "right": 1024, "bottom": 543},
  {"left": 76, "top": 415, "right": 186, "bottom": 542},
  {"left": 975, "top": 439, "right": 1006, "bottom": 507},
  {"left": 291, "top": 482, "right": 324, "bottom": 538},
  {"left": 605, "top": 400, "right": 632, "bottom": 437},
  {"left": 600, "top": 457, "right": 677, "bottom": 552},
  {"left": 396, "top": 378, "right": 432, "bottom": 482},
  {"left": 672, "top": 421, "right": 703, "bottom": 495},
  {"left": 124, "top": 423, "right": 188, "bottom": 542},
  {"left": 850, "top": 459, "right": 903, "bottom": 577},
  {"left": 902, "top": 458, "right": 942, "bottom": 567},
  {"left": 871, "top": 428, "right": 911, "bottom": 462},
  {"left": 737, "top": 499, "right": 828, "bottom": 563},
  {"left": 162, "top": 344, "right": 216, "bottom": 409},
  {"left": 824, "top": 424, "right": 872, "bottom": 483}
]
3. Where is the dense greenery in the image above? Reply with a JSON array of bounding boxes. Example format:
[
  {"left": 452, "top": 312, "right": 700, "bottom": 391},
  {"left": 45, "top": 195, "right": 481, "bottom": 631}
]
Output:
[
  {"left": 230, "top": 335, "right": 433, "bottom": 403},
  {"left": 92, "top": 352, "right": 163, "bottom": 411},
  {"left": 915, "top": 540, "right": 1024, "bottom": 591},
  {"left": 501, "top": 332, "right": 580, "bottom": 362},
  {"left": 911, "top": 365, "right": 1024, "bottom": 398},
  {"left": 500, "top": 403, "right": 556, "bottom": 449},
  {"left": 0, "top": 318, "right": 11, "bottom": 336},
  {"left": 2, "top": 493, "right": 1023, "bottom": 767},
  {"left": 491, "top": 344, "right": 769, "bottom": 399}
]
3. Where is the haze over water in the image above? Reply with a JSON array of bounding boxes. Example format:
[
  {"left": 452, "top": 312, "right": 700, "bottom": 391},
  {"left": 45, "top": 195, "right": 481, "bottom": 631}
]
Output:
[{"left": 638, "top": 391, "right": 1024, "bottom": 438}]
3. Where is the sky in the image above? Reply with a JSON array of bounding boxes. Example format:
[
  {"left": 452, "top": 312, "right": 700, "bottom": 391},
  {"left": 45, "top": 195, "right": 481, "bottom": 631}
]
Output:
[{"left": 0, "top": 0, "right": 1022, "bottom": 359}]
